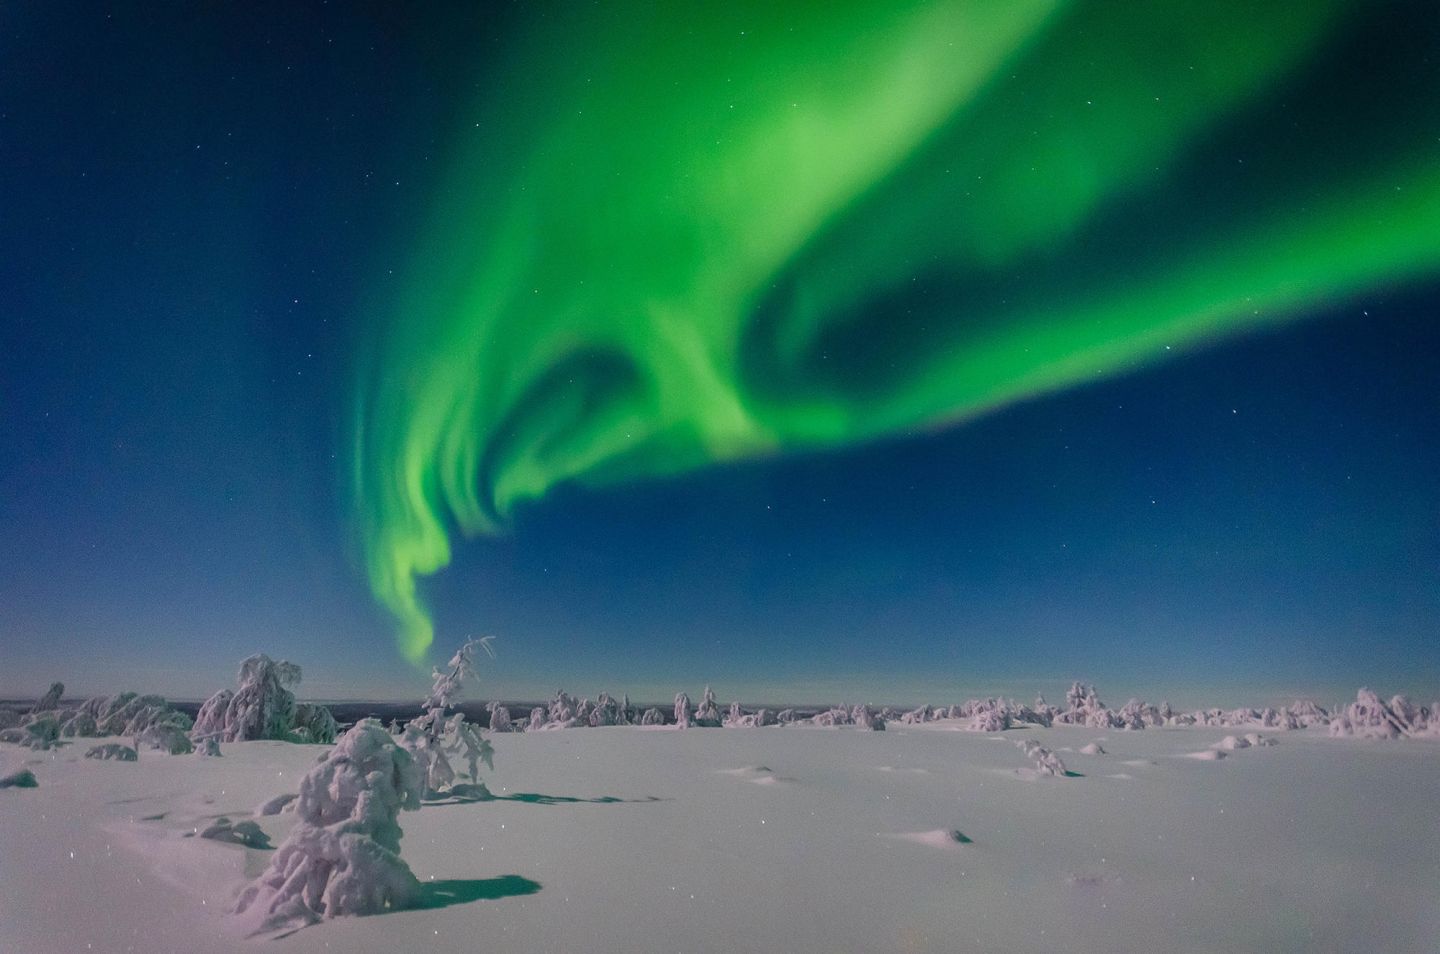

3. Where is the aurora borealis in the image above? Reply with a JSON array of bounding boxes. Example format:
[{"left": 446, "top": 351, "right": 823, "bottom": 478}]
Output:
[
  {"left": 354, "top": 1, "right": 1440, "bottom": 662},
  {"left": 2, "top": 2, "right": 1438, "bottom": 703}
]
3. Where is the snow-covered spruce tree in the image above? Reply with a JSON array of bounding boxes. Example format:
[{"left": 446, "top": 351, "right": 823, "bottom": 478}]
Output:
[
  {"left": 487, "top": 700, "right": 516, "bottom": 733},
  {"left": 292, "top": 703, "right": 340, "bottom": 744},
  {"left": 30, "top": 682, "right": 64, "bottom": 713},
  {"left": 589, "top": 692, "right": 626, "bottom": 727},
  {"left": 232, "top": 719, "right": 424, "bottom": 933},
  {"left": 693, "top": 686, "right": 722, "bottom": 727},
  {"left": 401, "top": 637, "right": 496, "bottom": 798}
]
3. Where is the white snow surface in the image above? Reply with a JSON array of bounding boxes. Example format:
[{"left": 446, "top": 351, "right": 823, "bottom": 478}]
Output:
[{"left": 4, "top": 720, "right": 1439, "bottom": 952}]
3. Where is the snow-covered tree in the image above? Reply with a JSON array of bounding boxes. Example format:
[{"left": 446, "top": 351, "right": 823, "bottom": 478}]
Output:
[
  {"left": 1329, "top": 689, "right": 1437, "bottom": 739},
  {"left": 292, "top": 703, "right": 339, "bottom": 744},
  {"left": 233, "top": 719, "right": 424, "bottom": 933},
  {"left": 693, "top": 686, "right": 722, "bottom": 727},
  {"left": 30, "top": 682, "right": 64, "bottom": 713},
  {"left": 400, "top": 637, "right": 496, "bottom": 797},
  {"left": 0, "top": 714, "right": 61, "bottom": 750},
  {"left": 191, "top": 655, "right": 336, "bottom": 743},
  {"left": 589, "top": 692, "right": 626, "bottom": 726},
  {"left": 488, "top": 701, "right": 516, "bottom": 732}
]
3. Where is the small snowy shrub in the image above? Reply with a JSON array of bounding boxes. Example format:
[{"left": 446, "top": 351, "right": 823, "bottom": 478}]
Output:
[
  {"left": 85, "top": 743, "right": 138, "bottom": 761},
  {"left": 200, "top": 817, "right": 269, "bottom": 848},
  {"left": 1016, "top": 739, "right": 1069, "bottom": 778},
  {"left": 256, "top": 792, "right": 297, "bottom": 816},
  {"left": 8, "top": 714, "right": 61, "bottom": 750},
  {"left": 900, "top": 705, "right": 933, "bottom": 725},
  {"left": 138, "top": 722, "right": 195, "bottom": 754}
]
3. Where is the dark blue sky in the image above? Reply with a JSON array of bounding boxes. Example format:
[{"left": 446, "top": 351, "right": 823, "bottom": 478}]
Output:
[{"left": 2, "top": 4, "right": 1437, "bottom": 705}]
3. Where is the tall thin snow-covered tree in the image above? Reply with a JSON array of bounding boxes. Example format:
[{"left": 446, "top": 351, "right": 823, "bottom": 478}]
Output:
[{"left": 401, "top": 637, "right": 496, "bottom": 796}]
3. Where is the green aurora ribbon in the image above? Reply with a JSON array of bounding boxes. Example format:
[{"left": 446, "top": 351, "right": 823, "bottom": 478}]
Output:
[{"left": 354, "top": 1, "right": 1440, "bottom": 662}]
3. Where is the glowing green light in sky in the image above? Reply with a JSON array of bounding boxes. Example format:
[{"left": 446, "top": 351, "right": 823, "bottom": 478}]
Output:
[{"left": 354, "top": 0, "right": 1440, "bottom": 662}]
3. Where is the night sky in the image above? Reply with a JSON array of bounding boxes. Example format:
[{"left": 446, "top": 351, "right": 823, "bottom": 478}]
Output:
[{"left": 2, "top": 2, "right": 1437, "bottom": 706}]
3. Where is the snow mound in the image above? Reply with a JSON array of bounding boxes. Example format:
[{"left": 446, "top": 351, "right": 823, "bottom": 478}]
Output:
[
  {"left": 1079, "top": 742, "right": 1106, "bottom": 756},
  {"left": 1184, "top": 749, "right": 1227, "bottom": 761},
  {"left": 232, "top": 719, "right": 424, "bottom": 934},
  {"left": 890, "top": 829, "right": 973, "bottom": 849},
  {"left": 198, "top": 817, "right": 271, "bottom": 849},
  {"left": 138, "top": 723, "right": 194, "bottom": 754},
  {"left": 256, "top": 792, "right": 298, "bottom": 816}
]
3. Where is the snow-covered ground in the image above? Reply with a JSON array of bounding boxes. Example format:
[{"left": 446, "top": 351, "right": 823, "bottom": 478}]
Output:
[{"left": 2, "top": 724, "right": 1438, "bottom": 953}]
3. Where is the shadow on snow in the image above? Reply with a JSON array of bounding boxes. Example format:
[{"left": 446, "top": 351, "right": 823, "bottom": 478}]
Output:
[
  {"left": 412, "top": 875, "right": 543, "bottom": 910},
  {"left": 425, "top": 783, "right": 667, "bottom": 808}
]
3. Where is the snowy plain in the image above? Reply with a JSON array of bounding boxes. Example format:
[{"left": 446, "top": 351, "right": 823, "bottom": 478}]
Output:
[{"left": 3, "top": 722, "right": 1438, "bottom": 953}]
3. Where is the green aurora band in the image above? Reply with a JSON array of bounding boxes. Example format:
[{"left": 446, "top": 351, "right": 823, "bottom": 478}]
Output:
[{"left": 355, "top": 1, "right": 1440, "bottom": 663}]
